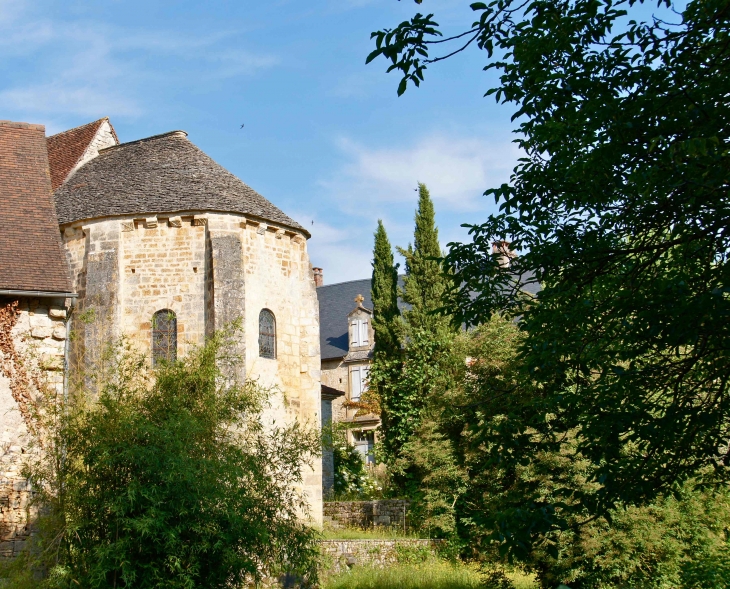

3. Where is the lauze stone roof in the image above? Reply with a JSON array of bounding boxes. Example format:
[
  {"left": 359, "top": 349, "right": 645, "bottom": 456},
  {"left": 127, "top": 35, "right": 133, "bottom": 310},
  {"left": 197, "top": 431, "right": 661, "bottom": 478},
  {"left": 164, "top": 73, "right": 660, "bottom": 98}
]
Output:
[
  {"left": 0, "top": 121, "right": 73, "bottom": 294},
  {"left": 53, "top": 131, "right": 308, "bottom": 234},
  {"left": 46, "top": 117, "right": 118, "bottom": 191}
]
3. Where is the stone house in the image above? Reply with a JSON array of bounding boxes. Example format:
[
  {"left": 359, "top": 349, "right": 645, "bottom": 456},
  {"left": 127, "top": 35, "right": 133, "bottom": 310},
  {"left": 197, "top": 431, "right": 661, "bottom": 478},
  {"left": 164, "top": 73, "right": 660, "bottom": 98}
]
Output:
[
  {"left": 317, "top": 275, "right": 381, "bottom": 496},
  {"left": 0, "top": 120, "right": 76, "bottom": 557},
  {"left": 0, "top": 117, "right": 324, "bottom": 541}
]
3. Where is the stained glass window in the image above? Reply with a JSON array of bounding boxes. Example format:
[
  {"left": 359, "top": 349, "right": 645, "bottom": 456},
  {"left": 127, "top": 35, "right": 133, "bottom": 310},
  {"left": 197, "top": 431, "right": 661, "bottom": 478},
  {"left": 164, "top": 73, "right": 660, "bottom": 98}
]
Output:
[
  {"left": 259, "top": 309, "right": 276, "bottom": 359},
  {"left": 152, "top": 309, "right": 177, "bottom": 366}
]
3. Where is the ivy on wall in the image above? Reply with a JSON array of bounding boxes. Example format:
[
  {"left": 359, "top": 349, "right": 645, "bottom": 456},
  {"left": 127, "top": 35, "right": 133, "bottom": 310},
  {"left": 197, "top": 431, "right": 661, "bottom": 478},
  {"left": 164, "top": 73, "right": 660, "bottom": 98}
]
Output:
[{"left": 0, "top": 300, "right": 35, "bottom": 430}]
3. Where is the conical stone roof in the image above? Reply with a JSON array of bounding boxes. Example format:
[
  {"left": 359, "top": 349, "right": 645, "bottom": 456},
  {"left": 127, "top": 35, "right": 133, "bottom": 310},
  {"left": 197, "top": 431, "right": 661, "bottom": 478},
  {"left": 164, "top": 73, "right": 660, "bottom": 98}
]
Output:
[{"left": 53, "top": 131, "right": 308, "bottom": 236}]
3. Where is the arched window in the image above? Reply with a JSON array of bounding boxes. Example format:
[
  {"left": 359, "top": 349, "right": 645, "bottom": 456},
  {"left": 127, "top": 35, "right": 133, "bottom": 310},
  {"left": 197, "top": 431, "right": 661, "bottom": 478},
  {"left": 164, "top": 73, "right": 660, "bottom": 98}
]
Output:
[
  {"left": 259, "top": 309, "right": 276, "bottom": 359},
  {"left": 152, "top": 309, "right": 177, "bottom": 366}
]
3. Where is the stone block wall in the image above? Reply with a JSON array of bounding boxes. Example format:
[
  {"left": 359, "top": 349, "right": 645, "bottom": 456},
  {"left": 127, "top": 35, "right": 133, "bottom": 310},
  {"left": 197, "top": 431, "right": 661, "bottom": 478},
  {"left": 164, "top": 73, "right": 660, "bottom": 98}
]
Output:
[
  {"left": 0, "top": 296, "right": 68, "bottom": 557},
  {"left": 324, "top": 500, "right": 410, "bottom": 529},
  {"left": 320, "top": 539, "right": 441, "bottom": 575},
  {"left": 60, "top": 211, "right": 323, "bottom": 523}
]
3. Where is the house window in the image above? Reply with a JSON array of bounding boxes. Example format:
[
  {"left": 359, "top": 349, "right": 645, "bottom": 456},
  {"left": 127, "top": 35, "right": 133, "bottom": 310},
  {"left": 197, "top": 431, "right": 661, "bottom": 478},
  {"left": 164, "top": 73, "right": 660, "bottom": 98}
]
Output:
[
  {"left": 259, "top": 309, "right": 276, "bottom": 359},
  {"left": 152, "top": 309, "right": 177, "bottom": 366},
  {"left": 352, "top": 430, "right": 375, "bottom": 465},
  {"left": 349, "top": 318, "right": 369, "bottom": 347},
  {"left": 350, "top": 365, "right": 369, "bottom": 402}
]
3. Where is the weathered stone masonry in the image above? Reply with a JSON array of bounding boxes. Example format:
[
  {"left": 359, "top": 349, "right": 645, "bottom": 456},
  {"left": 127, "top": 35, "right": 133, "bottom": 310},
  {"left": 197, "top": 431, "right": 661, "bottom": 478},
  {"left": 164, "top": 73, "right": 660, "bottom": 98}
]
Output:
[
  {"left": 0, "top": 297, "right": 68, "bottom": 557},
  {"left": 61, "top": 211, "right": 323, "bottom": 520},
  {"left": 324, "top": 500, "right": 411, "bottom": 529}
]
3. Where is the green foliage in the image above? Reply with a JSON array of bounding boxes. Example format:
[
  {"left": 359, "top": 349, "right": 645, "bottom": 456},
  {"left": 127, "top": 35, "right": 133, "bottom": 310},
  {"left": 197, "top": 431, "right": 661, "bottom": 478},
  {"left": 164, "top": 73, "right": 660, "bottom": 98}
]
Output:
[
  {"left": 320, "top": 527, "right": 418, "bottom": 541},
  {"left": 11, "top": 330, "right": 320, "bottom": 588},
  {"left": 331, "top": 425, "right": 383, "bottom": 500},
  {"left": 373, "top": 328, "right": 459, "bottom": 469},
  {"left": 369, "top": 0, "right": 730, "bottom": 554},
  {"left": 323, "top": 560, "right": 500, "bottom": 589},
  {"left": 368, "top": 220, "right": 402, "bottom": 432},
  {"left": 398, "top": 183, "right": 449, "bottom": 333},
  {"left": 408, "top": 314, "right": 730, "bottom": 588},
  {"left": 371, "top": 219, "right": 401, "bottom": 357},
  {"left": 373, "top": 184, "right": 457, "bottom": 469},
  {"left": 529, "top": 483, "right": 730, "bottom": 589}
]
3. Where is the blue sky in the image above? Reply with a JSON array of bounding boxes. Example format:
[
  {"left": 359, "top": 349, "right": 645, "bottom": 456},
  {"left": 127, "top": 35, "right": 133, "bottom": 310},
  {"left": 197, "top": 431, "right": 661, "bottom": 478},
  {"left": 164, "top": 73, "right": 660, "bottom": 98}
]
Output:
[{"left": 0, "top": 0, "right": 681, "bottom": 283}]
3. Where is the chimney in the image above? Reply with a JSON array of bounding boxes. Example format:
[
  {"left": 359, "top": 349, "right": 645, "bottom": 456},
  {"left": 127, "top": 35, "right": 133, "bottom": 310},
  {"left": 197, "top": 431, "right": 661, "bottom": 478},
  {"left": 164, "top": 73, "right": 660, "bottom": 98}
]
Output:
[
  {"left": 313, "top": 267, "right": 324, "bottom": 287},
  {"left": 492, "top": 241, "right": 516, "bottom": 268}
]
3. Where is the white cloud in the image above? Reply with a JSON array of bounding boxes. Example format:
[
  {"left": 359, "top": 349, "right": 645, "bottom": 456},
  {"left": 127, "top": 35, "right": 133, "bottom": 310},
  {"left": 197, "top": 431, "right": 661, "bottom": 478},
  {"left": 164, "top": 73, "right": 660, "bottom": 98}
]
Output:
[
  {"left": 0, "top": 84, "right": 141, "bottom": 117},
  {"left": 0, "top": 5, "right": 278, "bottom": 121},
  {"left": 306, "top": 131, "right": 519, "bottom": 282},
  {"left": 324, "top": 133, "right": 519, "bottom": 213}
]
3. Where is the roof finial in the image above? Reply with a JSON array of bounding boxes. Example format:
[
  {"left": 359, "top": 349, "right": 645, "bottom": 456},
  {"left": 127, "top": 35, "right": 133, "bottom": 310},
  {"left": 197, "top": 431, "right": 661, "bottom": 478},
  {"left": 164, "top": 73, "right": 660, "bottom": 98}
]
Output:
[{"left": 355, "top": 294, "right": 364, "bottom": 305}]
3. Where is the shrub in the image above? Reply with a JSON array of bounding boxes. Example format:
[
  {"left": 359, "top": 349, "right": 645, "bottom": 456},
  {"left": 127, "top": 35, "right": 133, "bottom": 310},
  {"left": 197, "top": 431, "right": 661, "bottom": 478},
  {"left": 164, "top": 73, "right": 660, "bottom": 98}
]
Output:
[{"left": 5, "top": 330, "right": 320, "bottom": 588}]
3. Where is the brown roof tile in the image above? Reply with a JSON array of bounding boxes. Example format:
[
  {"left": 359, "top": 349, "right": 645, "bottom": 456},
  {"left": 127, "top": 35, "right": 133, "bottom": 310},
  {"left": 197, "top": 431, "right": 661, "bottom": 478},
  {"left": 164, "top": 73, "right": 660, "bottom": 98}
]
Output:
[
  {"left": 47, "top": 117, "right": 118, "bottom": 190},
  {"left": 0, "top": 120, "right": 73, "bottom": 294}
]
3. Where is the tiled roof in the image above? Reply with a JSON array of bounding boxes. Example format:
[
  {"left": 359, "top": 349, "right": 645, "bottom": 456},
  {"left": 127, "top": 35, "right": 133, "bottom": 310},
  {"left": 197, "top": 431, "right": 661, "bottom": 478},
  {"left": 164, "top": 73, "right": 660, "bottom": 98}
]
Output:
[
  {"left": 0, "top": 121, "right": 73, "bottom": 294},
  {"left": 318, "top": 278, "right": 374, "bottom": 360},
  {"left": 53, "top": 131, "right": 308, "bottom": 235},
  {"left": 46, "top": 117, "right": 118, "bottom": 190}
]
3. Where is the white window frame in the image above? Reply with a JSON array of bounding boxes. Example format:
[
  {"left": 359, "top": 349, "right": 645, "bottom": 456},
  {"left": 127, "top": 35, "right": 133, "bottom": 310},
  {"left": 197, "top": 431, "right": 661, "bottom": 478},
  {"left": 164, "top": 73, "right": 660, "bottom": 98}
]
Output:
[
  {"left": 350, "top": 365, "right": 369, "bottom": 402},
  {"left": 349, "top": 318, "right": 369, "bottom": 347}
]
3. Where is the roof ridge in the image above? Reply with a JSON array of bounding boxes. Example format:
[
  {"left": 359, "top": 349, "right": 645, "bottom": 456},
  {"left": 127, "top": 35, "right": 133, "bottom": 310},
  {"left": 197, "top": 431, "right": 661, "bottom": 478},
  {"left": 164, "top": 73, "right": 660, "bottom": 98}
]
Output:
[
  {"left": 47, "top": 117, "right": 107, "bottom": 139},
  {"left": 317, "top": 275, "right": 406, "bottom": 288},
  {"left": 0, "top": 120, "right": 46, "bottom": 132},
  {"left": 99, "top": 130, "right": 188, "bottom": 153},
  {"left": 317, "top": 278, "right": 371, "bottom": 289}
]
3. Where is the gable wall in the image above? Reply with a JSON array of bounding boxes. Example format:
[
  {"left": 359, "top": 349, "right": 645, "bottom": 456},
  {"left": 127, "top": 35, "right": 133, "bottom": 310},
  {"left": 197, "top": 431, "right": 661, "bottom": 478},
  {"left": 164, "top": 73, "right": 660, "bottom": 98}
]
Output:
[{"left": 66, "top": 120, "right": 118, "bottom": 183}]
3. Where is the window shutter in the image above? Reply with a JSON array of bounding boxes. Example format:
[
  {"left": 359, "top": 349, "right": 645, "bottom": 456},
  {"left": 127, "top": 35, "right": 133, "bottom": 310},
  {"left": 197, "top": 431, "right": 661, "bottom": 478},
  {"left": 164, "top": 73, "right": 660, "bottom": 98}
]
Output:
[
  {"left": 350, "top": 320, "right": 359, "bottom": 346},
  {"left": 351, "top": 367, "right": 362, "bottom": 401},
  {"left": 361, "top": 366, "right": 370, "bottom": 392},
  {"left": 360, "top": 320, "right": 369, "bottom": 345}
]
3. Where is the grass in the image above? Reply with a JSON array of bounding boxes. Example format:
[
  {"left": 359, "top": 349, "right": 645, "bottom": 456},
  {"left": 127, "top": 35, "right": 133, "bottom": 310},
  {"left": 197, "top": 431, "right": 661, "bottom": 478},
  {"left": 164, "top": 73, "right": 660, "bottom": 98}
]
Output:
[
  {"left": 322, "top": 560, "right": 538, "bottom": 589},
  {"left": 322, "top": 560, "right": 484, "bottom": 589}
]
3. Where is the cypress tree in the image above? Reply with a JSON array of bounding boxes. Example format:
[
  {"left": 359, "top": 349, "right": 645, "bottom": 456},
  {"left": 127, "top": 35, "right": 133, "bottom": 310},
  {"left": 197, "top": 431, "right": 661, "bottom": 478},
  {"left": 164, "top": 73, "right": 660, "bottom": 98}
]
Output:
[
  {"left": 368, "top": 221, "right": 402, "bottom": 458},
  {"left": 398, "top": 183, "right": 450, "bottom": 332},
  {"left": 376, "top": 184, "right": 457, "bottom": 470},
  {"left": 371, "top": 220, "right": 400, "bottom": 354}
]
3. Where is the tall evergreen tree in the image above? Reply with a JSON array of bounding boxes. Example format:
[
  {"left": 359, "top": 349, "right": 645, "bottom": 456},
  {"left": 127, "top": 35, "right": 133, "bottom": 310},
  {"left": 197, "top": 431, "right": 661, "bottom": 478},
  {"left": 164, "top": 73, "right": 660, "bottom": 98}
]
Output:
[
  {"left": 398, "top": 183, "right": 450, "bottom": 332},
  {"left": 371, "top": 220, "right": 400, "bottom": 355},
  {"left": 374, "top": 184, "right": 456, "bottom": 472}
]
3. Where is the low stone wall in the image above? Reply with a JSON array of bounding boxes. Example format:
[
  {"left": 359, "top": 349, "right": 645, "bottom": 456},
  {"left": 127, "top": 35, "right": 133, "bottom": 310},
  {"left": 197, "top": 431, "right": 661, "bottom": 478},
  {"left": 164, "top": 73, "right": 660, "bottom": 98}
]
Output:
[
  {"left": 323, "top": 500, "right": 409, "bottom": 529},
  {"left": 320, "top": 539, "right": 441, "bottom": 575}
]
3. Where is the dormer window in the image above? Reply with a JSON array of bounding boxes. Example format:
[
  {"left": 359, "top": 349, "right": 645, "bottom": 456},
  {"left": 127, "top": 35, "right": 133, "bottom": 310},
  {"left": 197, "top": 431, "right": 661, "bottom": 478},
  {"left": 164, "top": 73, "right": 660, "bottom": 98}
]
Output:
[{"left": 350, "top": 318, "right": 369, "bottom": 348}]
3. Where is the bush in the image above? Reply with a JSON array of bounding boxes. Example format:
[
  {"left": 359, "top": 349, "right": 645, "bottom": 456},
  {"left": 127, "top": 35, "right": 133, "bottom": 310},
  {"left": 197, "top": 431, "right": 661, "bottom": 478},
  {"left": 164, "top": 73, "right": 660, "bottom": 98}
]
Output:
[
  {"left": 536, "top": 483, "right": 730, "bottom": 589},
  {"left": 329, "top": 424, "right": 383, "bottom": 500},
  {"left": 5, "top": 330, "right": 320, "bottom": 588}
]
